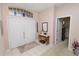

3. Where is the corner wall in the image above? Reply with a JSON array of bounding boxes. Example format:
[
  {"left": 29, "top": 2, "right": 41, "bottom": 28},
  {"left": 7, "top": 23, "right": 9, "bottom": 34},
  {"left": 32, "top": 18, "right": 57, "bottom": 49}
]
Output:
[
  {"left": 0, "top": 3, "right": 38, "bottom": 55},
  {"left": 56, "top": 4, "right": 79, "bottom": 51},
  {"left": 38, "top": 6, "right": 55, "bottom": 46}
]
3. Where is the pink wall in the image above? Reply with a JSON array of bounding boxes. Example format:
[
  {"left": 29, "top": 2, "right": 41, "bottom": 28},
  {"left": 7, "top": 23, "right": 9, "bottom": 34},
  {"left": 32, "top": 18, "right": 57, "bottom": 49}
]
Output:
[
  {"left": 1, "top": 3, "right": 79, "bottom": 55},
  {"left": 56, "top": 4, "right": 79, "bottom": 50},
  {"left": 0, "top": 3, "right": 38, "bottom": 55},
  {"left": 38, "top": 6, "right": 55, "bottom": 46},
  {"left": 38, "top": 4, "right": 79, "bottom": 51},
  {"left": 0, "top": 4, "right": 4, "bottom": 55}
]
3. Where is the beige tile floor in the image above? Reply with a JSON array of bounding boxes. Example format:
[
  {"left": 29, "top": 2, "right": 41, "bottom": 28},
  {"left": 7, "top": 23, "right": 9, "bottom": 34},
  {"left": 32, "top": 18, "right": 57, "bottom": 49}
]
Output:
[
  {"left": 4, "top": 41, "right": 51, "bottom": 56},
  {"left": 41, "top": 40, "right": 74, "bottom": 56},
  {"left": 4, "top": 40, "right": 74, "bottom": 56}
]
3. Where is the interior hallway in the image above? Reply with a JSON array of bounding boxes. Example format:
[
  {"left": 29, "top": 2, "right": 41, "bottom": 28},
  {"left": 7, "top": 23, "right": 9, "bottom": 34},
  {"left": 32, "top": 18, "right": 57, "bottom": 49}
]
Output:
[{"left": 41, "top": 40, "right": 74, "bottom": 56}]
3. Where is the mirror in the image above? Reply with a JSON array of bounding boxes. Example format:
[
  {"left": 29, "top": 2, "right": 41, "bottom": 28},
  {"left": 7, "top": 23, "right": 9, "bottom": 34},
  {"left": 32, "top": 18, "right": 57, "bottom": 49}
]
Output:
[
  {"left": 0, "top": 21, "right": 3, "bottom": 36},
  {"left": 42, "top": 22, "right": 48, "bottom": 32}
]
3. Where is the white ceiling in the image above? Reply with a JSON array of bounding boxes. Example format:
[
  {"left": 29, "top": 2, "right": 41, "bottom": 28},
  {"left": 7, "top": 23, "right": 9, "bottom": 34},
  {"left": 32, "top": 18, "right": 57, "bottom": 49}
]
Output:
[{"left": 15, "top": 3, "right": 65, "bottom": 12}]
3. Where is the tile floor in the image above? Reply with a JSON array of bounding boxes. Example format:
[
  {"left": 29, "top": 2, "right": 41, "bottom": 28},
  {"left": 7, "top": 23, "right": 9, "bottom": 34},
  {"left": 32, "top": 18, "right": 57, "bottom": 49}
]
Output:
[
  {"left": 4, "top": 40, "right": 74, "bottom": 56},
  {"left": 4, "top": 41, "right": 51, "bottom": 56},
  {"left": 41, "top": 40, "right": 74, "bottom": 56}
]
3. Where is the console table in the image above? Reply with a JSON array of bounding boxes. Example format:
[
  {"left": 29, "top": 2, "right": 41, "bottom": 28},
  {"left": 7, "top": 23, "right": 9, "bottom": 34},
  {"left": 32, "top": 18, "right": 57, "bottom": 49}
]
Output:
[{"left": 38, "top": 34, "right": 49, "bottom": 45}]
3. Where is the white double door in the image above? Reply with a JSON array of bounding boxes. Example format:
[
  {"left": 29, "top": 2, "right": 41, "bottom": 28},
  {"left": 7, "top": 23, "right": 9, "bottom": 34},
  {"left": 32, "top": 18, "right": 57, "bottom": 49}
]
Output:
[{"left": 8, "top": 16, "right": 36, "bottom": 48}]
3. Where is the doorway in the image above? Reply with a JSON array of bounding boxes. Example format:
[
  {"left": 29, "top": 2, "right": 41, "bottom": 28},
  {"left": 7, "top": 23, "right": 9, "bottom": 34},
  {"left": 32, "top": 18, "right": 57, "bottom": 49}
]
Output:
[{"left": 55, "top": 17, "right": 70, "bottom": 47}]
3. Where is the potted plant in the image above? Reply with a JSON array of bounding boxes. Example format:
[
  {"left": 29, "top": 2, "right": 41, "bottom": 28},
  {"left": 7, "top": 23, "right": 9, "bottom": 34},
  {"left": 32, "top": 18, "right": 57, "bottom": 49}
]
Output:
[{"left": 72, "top": 40, "right": 79, "bottom": 55}]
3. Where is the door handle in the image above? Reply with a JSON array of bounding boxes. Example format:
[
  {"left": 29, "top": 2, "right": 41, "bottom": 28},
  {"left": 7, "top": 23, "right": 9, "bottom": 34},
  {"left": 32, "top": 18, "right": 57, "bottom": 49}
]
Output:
[
  {"left": 23, "top": 32, "right": 25, "bottom": 39},
  {"left": 0, "top": 21, "right": 3, "bottom": 36}
]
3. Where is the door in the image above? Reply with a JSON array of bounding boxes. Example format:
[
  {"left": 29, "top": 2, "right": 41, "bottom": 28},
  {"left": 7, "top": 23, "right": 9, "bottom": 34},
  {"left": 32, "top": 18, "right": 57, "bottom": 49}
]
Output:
[
  {"left": 24, "top": 18, "right": 36, "bottom": 44},
  {"left": 56, "top": 19, "right": 62, "bottom": 44},
  {"left": 7, "top": 17, "right": 25, "bottom": 48}
]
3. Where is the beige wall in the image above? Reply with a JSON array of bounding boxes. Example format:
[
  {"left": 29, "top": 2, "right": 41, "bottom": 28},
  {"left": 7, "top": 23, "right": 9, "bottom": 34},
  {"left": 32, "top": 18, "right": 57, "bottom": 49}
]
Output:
[
  {"left": 1, "top": 3, "right": 79, "bottom": 55},
  {"left": 38, "top": 4, "right": 79, "bottom": 51},
  {"left": 56, "top": 4, "right": 79, "bottom": 51},
  {"left": 0, "top": 3, "right": 38, "bottom": 55},
  {"left": 38, "top": 6, "right": 55, "bottom": 46},
  {"left": 0, "top": 4, "right": 4, "bottom": 55}
]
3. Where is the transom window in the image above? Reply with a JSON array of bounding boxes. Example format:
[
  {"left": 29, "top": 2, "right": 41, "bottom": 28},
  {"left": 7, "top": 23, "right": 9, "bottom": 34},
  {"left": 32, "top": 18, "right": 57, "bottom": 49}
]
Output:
[{"left": 9, "top": 8, "right": 33, "bottom": 18}]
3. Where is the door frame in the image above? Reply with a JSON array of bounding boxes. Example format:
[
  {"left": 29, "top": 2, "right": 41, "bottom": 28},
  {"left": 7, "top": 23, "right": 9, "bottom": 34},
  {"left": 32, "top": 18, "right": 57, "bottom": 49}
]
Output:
[{"left": 55, "top": 15, "right": 71, "bottom": 47}]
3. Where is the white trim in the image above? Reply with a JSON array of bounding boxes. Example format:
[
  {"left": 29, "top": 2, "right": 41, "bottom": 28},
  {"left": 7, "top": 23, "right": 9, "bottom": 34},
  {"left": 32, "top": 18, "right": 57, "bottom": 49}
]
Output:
[{"left": 55, "top": 15, "right": 72, "bottom": 49}]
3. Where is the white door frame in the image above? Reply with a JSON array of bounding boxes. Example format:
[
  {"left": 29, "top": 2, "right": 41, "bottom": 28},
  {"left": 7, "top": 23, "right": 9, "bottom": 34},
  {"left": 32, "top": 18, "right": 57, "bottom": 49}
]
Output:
[{"left": 55, "top": 15, "right": 71, "bottom": 46}]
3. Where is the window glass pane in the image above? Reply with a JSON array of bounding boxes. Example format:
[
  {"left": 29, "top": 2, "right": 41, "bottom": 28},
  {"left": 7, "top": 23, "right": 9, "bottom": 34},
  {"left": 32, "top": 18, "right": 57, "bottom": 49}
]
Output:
[
  {"left": 16, "top": 8, "right": 22, "bottom": 16},
  {"left": 9, "top": 8, "right": 15, "bottom": 16},
  {"left": 13, "top": 8, "right": 16, "bottom": 16},
  {"left": 9, "top": 8, "right": 33, "bottom": 18}
]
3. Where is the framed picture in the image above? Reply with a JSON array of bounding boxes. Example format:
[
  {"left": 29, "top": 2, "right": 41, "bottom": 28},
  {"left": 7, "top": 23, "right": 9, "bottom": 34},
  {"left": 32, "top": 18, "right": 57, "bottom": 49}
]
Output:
[
  {"left": 37, "top": 22, "right": 38, "bottom": 32},
  {"left": 0, "top": 21, "right": 3, "bottom": 36},
  {"left": 42, "top": 22, "right": 48, "bottom": 32}
]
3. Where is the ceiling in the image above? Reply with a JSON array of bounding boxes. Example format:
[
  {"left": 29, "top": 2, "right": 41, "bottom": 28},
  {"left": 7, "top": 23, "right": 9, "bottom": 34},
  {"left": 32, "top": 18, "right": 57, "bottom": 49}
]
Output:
[{"left": 15, "top": 3, "right": 65, "bottom": 12}]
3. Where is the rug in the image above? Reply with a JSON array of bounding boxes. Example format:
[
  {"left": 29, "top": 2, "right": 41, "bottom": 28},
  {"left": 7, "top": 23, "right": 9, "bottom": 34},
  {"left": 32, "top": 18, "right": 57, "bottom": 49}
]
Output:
[{"left": 17, "top": 41, "right": 39, "bottom": 53}]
